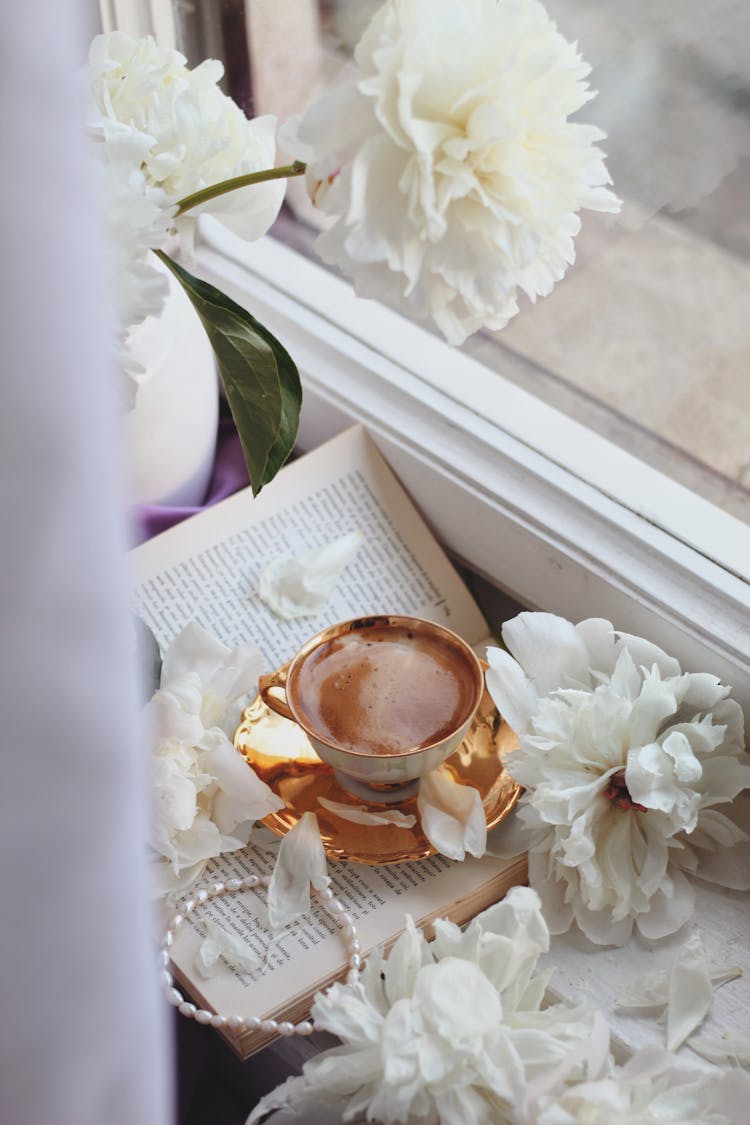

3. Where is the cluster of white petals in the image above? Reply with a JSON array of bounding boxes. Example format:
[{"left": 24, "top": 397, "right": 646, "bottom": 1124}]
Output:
[
  {"left": 533, "top": 1048, "right": 750, "bottom": 1125},
  {"left": 86, "top": 32, "right": 284, "bottom": 368},
  {"left": 282, "top": 0, "right": 620, "bottom": 346},
  {"left": 249, "top": 887, "right": 607, "bottom": 1125},
  {"left": 147, "top": 623, "right": 283, "bottom": 894},
  {"left": 485, "top": 613, "right": 750, "bottom": 945}
]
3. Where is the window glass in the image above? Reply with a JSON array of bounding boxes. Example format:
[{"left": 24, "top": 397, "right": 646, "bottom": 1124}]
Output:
[
  {"left": 144, "top": 1, "right": 750, "bottom": 523},
  {"left": 311, "top": 1, "right": 750, "bottom": 524}
]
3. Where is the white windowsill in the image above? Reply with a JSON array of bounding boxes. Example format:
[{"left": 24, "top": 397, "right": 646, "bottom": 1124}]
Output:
[{"left": 195, "top": 218, "right": 750, "bottom": 718}]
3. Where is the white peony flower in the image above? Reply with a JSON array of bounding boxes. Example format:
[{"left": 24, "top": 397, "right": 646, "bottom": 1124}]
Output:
[
  {"left": 88, "top": 132, "right": 175, "bottom": 395},
  {"left": 146, "top": 623, "right": 283, "bottom": 889},
  {"left": 485, "top": 613, "right": 750, "bottom": 945},
  {"left": 533, "top": 1048, "right": 750, "bottom": 1125},
  {"left": 282, "top": 0, "right": 620, "bottom": 346},
  {"left": 248, "top": 886, "right": 609, "bottom": 1125},
  {"left": 86, "top": 31, "right": 284, "bottom": 361},
  {"left": 87, "top": 32, "right": 284, "bottom": 236}
]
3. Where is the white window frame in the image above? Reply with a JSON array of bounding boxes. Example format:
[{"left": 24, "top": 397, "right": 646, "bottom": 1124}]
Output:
[
  {"left": 196, "top": 218, "right": 750, "bottom": 717},
  {"left": 98, "top": 0, "right": 176, "bottom": 45}
]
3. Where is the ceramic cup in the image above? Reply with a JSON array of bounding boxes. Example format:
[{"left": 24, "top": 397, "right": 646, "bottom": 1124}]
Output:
[{"left": 258, "top": 614, "right": 484, "bottom": 796}]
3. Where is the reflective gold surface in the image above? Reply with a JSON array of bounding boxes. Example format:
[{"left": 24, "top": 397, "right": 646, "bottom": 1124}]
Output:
[{"left": 234, "top": 684, "right": 521, "bottom": 865}]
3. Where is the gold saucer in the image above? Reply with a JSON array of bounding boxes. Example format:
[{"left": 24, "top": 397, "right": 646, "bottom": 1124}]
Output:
[{"left": 234, "top": 686, "right": 521, "bottom": 865}]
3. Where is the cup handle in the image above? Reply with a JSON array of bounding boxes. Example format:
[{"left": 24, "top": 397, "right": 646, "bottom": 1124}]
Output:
[{"left": 259, "top": 661, "right": 295, "bottom": 722}]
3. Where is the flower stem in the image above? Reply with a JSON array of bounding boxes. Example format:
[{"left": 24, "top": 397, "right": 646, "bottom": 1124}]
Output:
[{"left": 175, "top": 161, "right": 306, "bottom": 216}]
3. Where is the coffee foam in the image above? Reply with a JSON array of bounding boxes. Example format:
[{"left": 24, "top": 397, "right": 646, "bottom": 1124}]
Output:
[{"left": 289, "top": 625, "right": 478, "bottom": 755}]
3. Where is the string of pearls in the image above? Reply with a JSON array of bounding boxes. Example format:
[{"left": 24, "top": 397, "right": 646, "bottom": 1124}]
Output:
[{"left": 159, "top": 873, "right": 361, "bottom": 1038}]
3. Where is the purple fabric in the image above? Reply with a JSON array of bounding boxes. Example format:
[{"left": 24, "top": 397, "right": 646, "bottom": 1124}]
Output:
[{"left": 130, "top": 403, "right": 249, "bottom": 545}]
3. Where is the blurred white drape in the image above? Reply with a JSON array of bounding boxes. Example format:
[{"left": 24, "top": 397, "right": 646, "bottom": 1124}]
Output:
[{"left": 0, "top": 2, "right": 172, "bottom": 1122}]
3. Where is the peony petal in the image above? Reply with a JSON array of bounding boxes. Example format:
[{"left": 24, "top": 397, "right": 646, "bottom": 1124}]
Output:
[
  {"left": 246, "top": 1074, "right": 317, "bottom": 1125},
  {"left": 469, "top": 885, "right": 549, "bottom": 997},
  {"left": 694, "top": 808, "right": 749, "bottom": 849},
  {"left": 484, "top": 646, "right": 539, "bottom": 737},
  {"left": 415, "top": 957, "right": 502, "bottom": 1040},
  {"left": 571, "top": 898, "right": 634, "bottom": 946},
  {"left": 317, "top": 797, "right": 416, "bottom": 829},
  {"left": 167, "top": 812, "right": 227, "bottom": 872},
  {"left": 310, "top": 980, "right": 385, "bottom": 1047},
  {"left": 627, "top": 669, "right": 678, "bottom": 750},
  {"left": 160, "top": 621, "right": 229, "bottom": 687},
  {"left": 678, "top": 672, "right": 730, "bottom": 713},
  {"left": 195, "top": 918, "right": 262, "bottom": 978},
  {"left": 146, "top": 689, "right": 203, "bottom": 744},
  {"left": 205, "top": 116, "right": 285, "bottom": 241},
  {"left": 692, "top": 836, "right": 750, "bottom": 891},
  {"left": 666, "top": 931, "right": 714, "bottom": 1050},
  {"left": 661, "top": 730, "right": 703, "bottom": 784},
  {"left": 417, "top": 769, "right": 486, "bottom": 860},
  {"left": 617, "top": 957, "right": 741, "bottom": 1016},
  {"left": 616, "top": 632, "right": 681, "bottom": 678},
  {"left": 151, "top": 859, "right": 207, "bottom": 900},
  {"left": 528, "top": 853, "right": 574, "bottom": 936},
  {"left": 616, "top": 970, "right": 670, "bottom": 1011},
  {"left": 502, "top": 612, "right": 592, "bottom": 694},
  {"left": 383, "top": 917, "right": 429, "bottom": 1008},
  {"left": 257, "top": 531, "right": 364, "bottom": 619},
  {"left": 267, "top": 811, "right": 330, "bottom": 931},
  {"left": 485, "top": 802, "right": 542, "bottom": 858},
  {"left": 626, "top": 740, "right": 700, "bottom": 828},
  {"left": 199, "top": 728, "right": 284, "bottom": 833},
  {"left": 574, "top": 618, "right": 618, "bottom": 677},
  {"left": 635, "top": 867, "right": 695, "bottom": 940},
  {"left": 689, "top": 1033, "right": 750, "bottom": 1067}
]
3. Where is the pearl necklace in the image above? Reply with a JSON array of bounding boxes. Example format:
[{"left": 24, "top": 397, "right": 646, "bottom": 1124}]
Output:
[{"left": 159, "top": 873, "right": 361, "bottom": 1038}]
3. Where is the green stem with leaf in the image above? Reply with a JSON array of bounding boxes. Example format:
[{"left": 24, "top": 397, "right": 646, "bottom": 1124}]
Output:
[{"left": 155, "top": 161, "right": 308, "bottom": 496}]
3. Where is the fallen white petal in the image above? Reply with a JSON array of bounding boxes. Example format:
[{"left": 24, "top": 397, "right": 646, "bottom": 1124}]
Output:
[
  {"left": 257, "top": 531, "right": 364, "bottom": 619},
  {"left": 667, "top": 932, "right": 715, "bottom": 1050},
  {"left": 267, "top": 811, "right": 330, "bottom": 931},
  {"left": 417, "top": 769, "right": 486, "bottom": 861},
  {"left": 689, "top": 1033, "right": 750, "bottom": 1066},
  {"left": 317, "top": 797, "right": 416, "bottom": 829},
  {"left": 617, "top": 952, "right": 741, "bottom": 1029},
  {"left": 195, "top": 918, "right": 262, "bottom": 979},
  {"left": 616, "top": 970, "right": 671, "bottom": 1011}
]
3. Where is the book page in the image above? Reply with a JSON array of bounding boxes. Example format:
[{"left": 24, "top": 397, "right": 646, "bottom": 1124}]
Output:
[
  {"left": 134, "top": 427, "right": 517, "bottom": 1050},
  {"left": 168, "top": 847, "right": 525, "bottom": 1030},
  {"left": 131, "top": 426, "right": 488, "bottom": 662}
]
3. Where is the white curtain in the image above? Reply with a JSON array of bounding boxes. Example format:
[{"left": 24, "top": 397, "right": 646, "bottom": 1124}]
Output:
[{"left": 0, "top": 2, "right": 172, "bottom": 1122}]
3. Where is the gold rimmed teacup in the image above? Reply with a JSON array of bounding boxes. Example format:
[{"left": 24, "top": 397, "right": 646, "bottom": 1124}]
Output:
[{"left": 258, "top": 615, "right": 485, "bottom": 797}]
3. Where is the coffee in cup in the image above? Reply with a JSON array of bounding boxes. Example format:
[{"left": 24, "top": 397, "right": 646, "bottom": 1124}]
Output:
[{"left": 259, "top": 615, "right": 484, "bottom": 792}]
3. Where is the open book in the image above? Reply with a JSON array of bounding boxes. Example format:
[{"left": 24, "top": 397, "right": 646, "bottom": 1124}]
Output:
[{"left": 132, "top": 426, "right": 527, "bottom": 1057}]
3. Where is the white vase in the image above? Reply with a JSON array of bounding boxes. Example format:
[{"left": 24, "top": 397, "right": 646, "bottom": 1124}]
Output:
[{"left": 123, "top": 266, "right": 219, "bottom": 508}]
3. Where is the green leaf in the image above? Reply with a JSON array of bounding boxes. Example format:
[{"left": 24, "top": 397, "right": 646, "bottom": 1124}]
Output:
[
  {"left": 250, "top": 317, "right": 302, "bottom": 484},
  {"left": 156, "top": 251, "right": 301, "bottom": 494}
]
